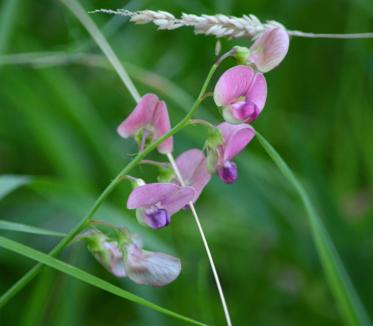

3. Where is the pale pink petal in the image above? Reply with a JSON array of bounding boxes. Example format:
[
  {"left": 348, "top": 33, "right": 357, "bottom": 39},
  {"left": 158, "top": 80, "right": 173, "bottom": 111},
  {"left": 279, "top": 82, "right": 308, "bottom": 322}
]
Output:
[
  {"left": 152, "top": 100, "right": 173, "bottom": 154},
  {"left": 117, "top": 94, "right": 158, "bottom": 138},
  {"left": 161, "top": 186, "right": 195, "bottom": 214},
  {"left": 218, "top": 122, "right": 255, "bottom": 161},
  {"left": 213, "top": 65, "right": 256, "bottom": 106},
  {"left": 244, "top": 73, "right": 267, "bottom": 114},
  {"left": 127, "top": 183, "right": 179, "bottom": 209},
  {"left": 249, "top": 27, "right": 290, "bottom": 73},
  {"left": 125, "top": 244, "right": 181, "bottom": 287},
  {"left": 176, "top": 149, "right": 211, "bottom": 202}
]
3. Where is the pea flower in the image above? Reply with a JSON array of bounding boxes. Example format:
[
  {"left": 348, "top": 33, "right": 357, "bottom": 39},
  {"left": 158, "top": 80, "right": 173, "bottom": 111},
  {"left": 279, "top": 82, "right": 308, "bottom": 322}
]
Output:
[
  {"left": 208, "top": 122, "right": 255, "bottom": 184},
  {"left": 248, "top": 27, "right": 289, "bottom": 73},
  {"left": 174, "top": 149, "right": 211, "bottom": 202},
  {"left": 213, "top": 65, "right": 267, "bottom": 124},
  {"left": 117, "top": 93, "right": 173, "bottom": 154},
  {"left": 80, "top": 229, "right": 181, "bottom": 286},
  {"left": 127, "top": 183, "right": 195, "bottom": 229}
]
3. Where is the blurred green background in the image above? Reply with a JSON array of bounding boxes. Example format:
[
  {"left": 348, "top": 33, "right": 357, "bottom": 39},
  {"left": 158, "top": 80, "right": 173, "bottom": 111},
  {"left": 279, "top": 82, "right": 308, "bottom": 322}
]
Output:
[{"left": 0, "top": 0, "right": 372, "bottom": 325}]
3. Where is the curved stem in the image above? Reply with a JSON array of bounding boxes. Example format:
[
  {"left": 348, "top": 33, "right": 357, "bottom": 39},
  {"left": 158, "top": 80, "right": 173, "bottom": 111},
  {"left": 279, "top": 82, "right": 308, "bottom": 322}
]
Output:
[
  {"left": 0, "top": 62, "right": 219, "bottom": 307},
  {"left": 167, "top": 153, "right": 232, "bottom": 326}
]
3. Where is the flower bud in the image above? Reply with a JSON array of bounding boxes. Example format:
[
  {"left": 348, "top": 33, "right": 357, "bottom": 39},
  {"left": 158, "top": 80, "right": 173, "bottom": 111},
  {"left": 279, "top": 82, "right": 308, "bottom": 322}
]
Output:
[{"left": 248, "top": 27, "right": 289, "bottom": 73}]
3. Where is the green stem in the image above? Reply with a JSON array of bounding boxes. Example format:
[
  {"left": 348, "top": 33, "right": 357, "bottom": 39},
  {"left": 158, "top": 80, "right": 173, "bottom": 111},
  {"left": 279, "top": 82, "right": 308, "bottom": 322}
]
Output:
[
  {"left": 255, "top": 131, "right": 370, "bottom": 326},
  {"left": 0, "top": 62, "right": 218, "bottom": 307}
]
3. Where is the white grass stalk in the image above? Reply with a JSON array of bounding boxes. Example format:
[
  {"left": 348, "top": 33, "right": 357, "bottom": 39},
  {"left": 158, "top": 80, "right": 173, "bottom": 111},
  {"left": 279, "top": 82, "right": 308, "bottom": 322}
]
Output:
[
  {"left": 90, "top": 9, "right": 373, "bottom": 40},
  {"left": 167, "top": 153, "right": 232, "bottom": 326}
]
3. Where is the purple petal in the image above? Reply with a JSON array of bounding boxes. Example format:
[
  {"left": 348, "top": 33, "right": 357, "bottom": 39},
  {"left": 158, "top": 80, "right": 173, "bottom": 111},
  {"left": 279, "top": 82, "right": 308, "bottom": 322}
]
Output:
[
  {"left": 176, "top": 149, "right": 211, "bottom": 202},
  {"left": 218, "top": 122, "right": 255, "bottom": 161},
  {"left": 117, "top": 94, "right": 158, "bottom": 138},
  {"left": 143, "top": 207, "right": 170, "bottom": 229},
  {"left": 161, "top": 186, "right": 195, "bottom": 215},
  {"left": 249, "top": 27, "right": 289, "bottom": 73},
  {"left": 127, "top": 183, "right": 180, "bottom": 209},
  {"left": 152, "top": 100, "right": 173, "bottom": 154},
  {"left": 213, "top": 65, "right": 256, "bottom": 106},
  {"left": 125, "top": 244, "right": 181, "bottom": 287},
  {"left": 218, "top": 161, "right": 238, "bottom": 184}
]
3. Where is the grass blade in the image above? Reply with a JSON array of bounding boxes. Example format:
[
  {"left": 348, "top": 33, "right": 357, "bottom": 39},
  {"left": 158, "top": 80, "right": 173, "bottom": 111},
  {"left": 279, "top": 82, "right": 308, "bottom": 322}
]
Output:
[
  {"left": 255, "top": 131, "right": 371, "bottom": 326},
  {"left": 0, "top": 220, "right": 66, "bottom": 237},
  {"left": 0, "top": 236, "right": 206, "bottom": 326},
  {"left": 0, "top": 175, "right": 31, "bottom": 200}
]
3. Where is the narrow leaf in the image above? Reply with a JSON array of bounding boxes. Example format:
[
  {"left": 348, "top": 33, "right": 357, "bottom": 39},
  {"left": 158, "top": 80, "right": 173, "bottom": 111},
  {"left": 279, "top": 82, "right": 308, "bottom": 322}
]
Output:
[
  {"left": 256, "top": 131, "right": 371, "bottom": 326},
  {"left": 0, "top": 236, "right": 206, "bottom": 326},
  {"left": 0, "top": 220, "right": 66, "bottom": 237},
  {"left": 0, "top": 175, "right": 31, "bottom": 200}
]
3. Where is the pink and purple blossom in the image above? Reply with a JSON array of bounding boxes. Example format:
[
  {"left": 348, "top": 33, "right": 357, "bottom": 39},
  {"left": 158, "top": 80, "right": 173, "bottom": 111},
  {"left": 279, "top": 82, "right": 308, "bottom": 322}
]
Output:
[
  {"left": 127, "top": 183, "right": 195, "bottom": 229},
  {"left": 209, "top": 122, "right": 255, "bottom": 184},
  {"left": 213, "top": 65, "right": 267, "bottom": 124},
  {"left": 117, "top": 93, "right": 173, "bottom": 154}
]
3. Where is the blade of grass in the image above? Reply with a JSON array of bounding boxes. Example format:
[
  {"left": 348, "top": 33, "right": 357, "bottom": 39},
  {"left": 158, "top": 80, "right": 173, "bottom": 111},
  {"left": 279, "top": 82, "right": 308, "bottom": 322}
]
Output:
[
  {"left": 0, "top": 0, "right": 21, "bottom": 53},
  {"left": 59, "top": 0, "right": 140, "bottom": 102},
  {"left": 0, "top": 220, "right": 66, "bottom": 237},
  {"left": 0, "top": 175, "right": 31, "bottom": 200},
  {"left": 0, "top": 236, "right": 206, "bottom": 326},
  {"left": 255, "top": 131, "right": 371, "bottom": 326}
]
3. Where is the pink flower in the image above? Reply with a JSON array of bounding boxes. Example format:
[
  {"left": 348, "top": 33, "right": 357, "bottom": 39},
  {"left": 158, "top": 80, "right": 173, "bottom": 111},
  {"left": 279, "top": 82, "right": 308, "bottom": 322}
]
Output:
[
  {"left": 175, "top": 149, "right": 211, "bottom": 202},
  {"left": 248, "top": 27, "right": 289, "bottom": 73},
  {"left": 209, "top": 122, "right": 255, "bottom": 184},
  {"left": 80, "top": 229, "right": 181, "bottom": 286},
  {"left": 117, "top": 93, "right": 173, "bottom": 154},
  {"left": 213, "top": 65, "right": 267, "bottom": 124},
  {"left": 127, "top": 183, "right": 195, "bottom": 229}
]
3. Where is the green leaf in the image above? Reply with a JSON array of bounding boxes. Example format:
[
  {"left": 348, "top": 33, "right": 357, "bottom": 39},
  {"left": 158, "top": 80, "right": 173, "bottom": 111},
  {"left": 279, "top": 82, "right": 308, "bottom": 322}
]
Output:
[
  {"left": 0, "top": 236, "right": 206, "bottom": 326},
  {"left": 0, "top": 175, "right": 31, "bottom": 200},
  {"left": 255, "top": 131, "right": 371, "bottom": 326},
  {"left": 0, "top": 220, "right": 66, "bottom": 237}
]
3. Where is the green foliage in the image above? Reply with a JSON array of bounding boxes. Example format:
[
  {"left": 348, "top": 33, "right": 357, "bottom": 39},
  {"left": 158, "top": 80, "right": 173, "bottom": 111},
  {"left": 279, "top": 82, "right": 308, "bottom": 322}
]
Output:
[{"left": 0, "top": 0, "right": 372, "bottom": 325}]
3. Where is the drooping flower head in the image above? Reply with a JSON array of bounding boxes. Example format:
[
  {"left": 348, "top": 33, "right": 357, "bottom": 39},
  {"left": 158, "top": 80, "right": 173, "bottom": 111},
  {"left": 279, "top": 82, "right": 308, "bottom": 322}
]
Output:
[
  {"left": 127, "top": 183, "right": 194, "bottom": 229},
  {"left": 79, "top": 230, "right": 126, "bottom": 277},
  {"left": 214, "top": 65, "right": 267, "bottom": 124},
  {"left": 174, "top": 149, "right": 211, "bottom": 203},
  {"left": 248, "top": 27, "right": 289, "bottom": 73},
  {"left": 207, "top": 122, "right": 255, "bottom": 184},
  {"left": 79, "top": 228, "right": 181, "bottom": 286},
  {"left": 117, "top": 93, "right": 173, "bottom": 154}
]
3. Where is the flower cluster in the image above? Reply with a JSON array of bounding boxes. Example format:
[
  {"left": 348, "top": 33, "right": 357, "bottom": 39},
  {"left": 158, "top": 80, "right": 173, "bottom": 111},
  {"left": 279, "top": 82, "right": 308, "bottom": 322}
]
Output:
[{"left": 80, "top": 26, "right": 289, "bottom": 286}]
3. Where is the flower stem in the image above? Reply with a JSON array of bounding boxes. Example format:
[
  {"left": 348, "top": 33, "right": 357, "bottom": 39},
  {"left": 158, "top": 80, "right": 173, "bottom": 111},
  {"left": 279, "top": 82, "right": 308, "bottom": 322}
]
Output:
[{"left": 167, "top": 153, "right": 232, "bottom": 326}]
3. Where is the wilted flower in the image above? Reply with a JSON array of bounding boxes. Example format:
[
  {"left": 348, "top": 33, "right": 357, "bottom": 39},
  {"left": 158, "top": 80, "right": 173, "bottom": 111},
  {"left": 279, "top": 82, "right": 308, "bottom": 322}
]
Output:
[
  {"left": 207, "top": 122, "right": 255, "bottom": 184},
  {"left": 127, "top": 183, "right": 195, "bottom": 229},
  {"left": 80, "top": 229, "right": 181, "bottom": 286},
  {"left": 79, "top": 230, "right": 126, "bottom": 277},
  {"left": 174, "top": 149, "right": 211, "bottom": 202},
  {"left": 248, "top": 27, "right": 289, "bottom": 73},
  {"left": 213, "top": 65, "right": 267, "bottom": 124},
  {"left": 125, "top": 243, "right": 181, "bottom": 286},
  {"left": 117, "top": 93, "right": 173, "bottom": 154}
]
